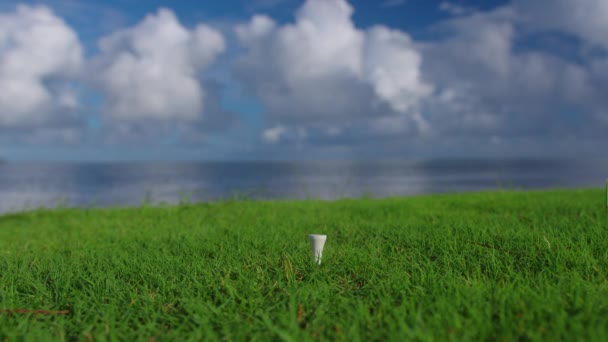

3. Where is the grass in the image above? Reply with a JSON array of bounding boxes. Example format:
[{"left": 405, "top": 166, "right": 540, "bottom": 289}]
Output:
[{"left": 0, "top": 188, "right": 607, "bottom": 341}]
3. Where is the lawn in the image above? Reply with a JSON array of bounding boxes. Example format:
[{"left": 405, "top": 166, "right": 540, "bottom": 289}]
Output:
[{"left": 1, "top": 189, "right": 607, "bottom": 341}]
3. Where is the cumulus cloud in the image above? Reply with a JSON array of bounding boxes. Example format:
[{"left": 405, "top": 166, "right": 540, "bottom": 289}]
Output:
[
  {"left": 0, "top": 5, "right": 83, "bottom": 127},
  {"left": 234, "top": 0, "right": 607, "bottom": 155},
  {"left": 364, "top": 26, "right": 433, "bottom": 113},
  {"left": 91, "top": 8, "right": 225, "bottom": 122},
  {"left": 235, "top": 0, "right": 432, "bottom": 141}
]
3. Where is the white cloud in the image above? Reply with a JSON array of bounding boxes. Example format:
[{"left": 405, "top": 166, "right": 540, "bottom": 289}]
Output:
[
  {"left": 364, "top": 26, "right": 433, "bottom": 113},
  {"left": 91, "top": 8, "right": 225, "bottom": 121},
  {"left": 235, "top": 0, "right": 432, "bottom": 135},
  {"left": 0, "top": 5, "right": 83, "bottom": 127},
  {"left": 262, "top": 125, "right": 286, "bottom": 143},
  {"left": 234, "top": 15, "right": 276, "bottom": 45}
]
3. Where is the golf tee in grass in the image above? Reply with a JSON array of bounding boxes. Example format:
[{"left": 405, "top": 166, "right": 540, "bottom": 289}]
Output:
[
  {"left": 0, "top": 188, "right": 606, "bottom": 341},
  {"left": 308, "top": 234, "right": 327, "bottom": 265}
]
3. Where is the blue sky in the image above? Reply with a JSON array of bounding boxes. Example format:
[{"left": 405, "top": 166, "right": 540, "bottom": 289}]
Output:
[{"left": 0, "top": 0, "right": 606, "bottom": 161}]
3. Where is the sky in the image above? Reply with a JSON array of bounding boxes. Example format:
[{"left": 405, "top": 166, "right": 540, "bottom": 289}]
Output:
[{"left": 0, "top": 0, "right": 606, "bottom": 161}]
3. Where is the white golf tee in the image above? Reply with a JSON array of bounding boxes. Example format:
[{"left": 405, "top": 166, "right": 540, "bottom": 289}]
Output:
[{"left": 308, "top": 234, "right": 327, "bottom": 265}]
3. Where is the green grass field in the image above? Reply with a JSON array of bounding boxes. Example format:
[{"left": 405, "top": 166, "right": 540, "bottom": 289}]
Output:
[{"left": 1, "top": 189, "right": 607, "bottom": 341}]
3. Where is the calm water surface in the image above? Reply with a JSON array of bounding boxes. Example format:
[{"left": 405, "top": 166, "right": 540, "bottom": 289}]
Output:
[{"left": 0, "top": 160, "right": 606, "bottom": 213}]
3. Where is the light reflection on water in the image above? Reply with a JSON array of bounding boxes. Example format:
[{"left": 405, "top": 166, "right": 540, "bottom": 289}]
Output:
[{"left": 0, "top": 160, "right": 606, "bottom": 214}]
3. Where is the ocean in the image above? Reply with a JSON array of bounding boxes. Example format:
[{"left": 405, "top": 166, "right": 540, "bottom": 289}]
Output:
[{"left": 0, "top": 159, "right": 606, "bottom": 213}]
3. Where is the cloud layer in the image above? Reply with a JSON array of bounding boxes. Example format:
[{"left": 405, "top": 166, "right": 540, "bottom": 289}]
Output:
[
  {"left": 235, "top": 0, "right": 607, "bottom": 153},
  {"left": 0, "top": 0, "right": 606, "bottom": 157},
  {"left": 514, "top": 0, "right": 608, "bottom": 49},
  {"left": 420, "top": 6, "right": 593, "bottom": 138}
]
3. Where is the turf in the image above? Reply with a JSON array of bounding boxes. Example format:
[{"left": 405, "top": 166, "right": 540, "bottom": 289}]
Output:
[{"left": 0, "top": 189, "right": 607, "bottom": 341}]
